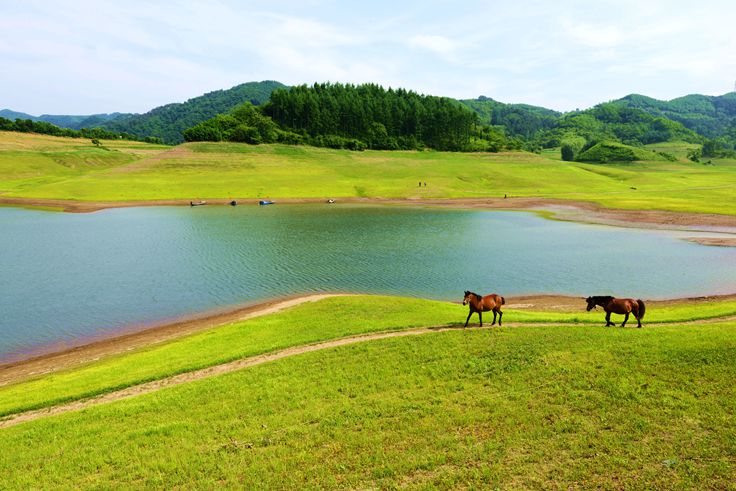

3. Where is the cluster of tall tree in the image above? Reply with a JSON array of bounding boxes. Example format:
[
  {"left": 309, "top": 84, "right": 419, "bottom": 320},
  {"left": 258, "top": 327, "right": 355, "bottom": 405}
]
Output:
[
  {"left": 261, "top": 83, "right": 481, "bottom": 151},
  {"left": 0, "top": 117, "right": 159, "bottom": 143}
]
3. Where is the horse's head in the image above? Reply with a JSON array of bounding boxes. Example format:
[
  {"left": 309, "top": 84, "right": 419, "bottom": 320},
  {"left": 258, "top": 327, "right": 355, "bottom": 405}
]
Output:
[
  {"left": 463, "top": 291, "right": 472, "bottom": 305},
  {"left": 585, "top": 296, "right": 596, "bottom": 311}
]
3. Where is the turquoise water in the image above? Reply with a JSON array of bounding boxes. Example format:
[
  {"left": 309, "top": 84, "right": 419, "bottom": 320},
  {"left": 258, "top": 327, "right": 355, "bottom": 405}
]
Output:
[{"left": 2, "top": 204, "right": 735, "bottom": 360}]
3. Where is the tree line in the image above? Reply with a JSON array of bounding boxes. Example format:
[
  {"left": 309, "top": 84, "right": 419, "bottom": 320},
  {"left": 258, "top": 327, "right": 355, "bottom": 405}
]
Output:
[
  {"left": 184, "top": 83, "right": 520, "bottom": 152},
  {"left": 0, "top": 117, "right": 162, "bottom": 143}
]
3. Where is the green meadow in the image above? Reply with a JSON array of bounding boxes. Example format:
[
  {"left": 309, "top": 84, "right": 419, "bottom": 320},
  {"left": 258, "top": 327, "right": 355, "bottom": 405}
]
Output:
[
  {"left": 3, "top": 131, "right": 736, "bottom": 487},
  {"left": 3, "top": 295, "right": 736, "bottom": 418},
  {"left": 1, "top": 295, "right": 735, "bottom": 488},
  {"left": 2, "top": 132, "right": 736, "bottom": 215}
]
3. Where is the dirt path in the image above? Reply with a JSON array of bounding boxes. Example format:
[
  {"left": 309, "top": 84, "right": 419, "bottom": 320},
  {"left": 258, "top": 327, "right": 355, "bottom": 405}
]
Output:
[
  {"left": 3, "top": 312, "right": 736, "bottom": 430},
  {"left": 0, "top": 327, "right": 452, "bottom": 429}
]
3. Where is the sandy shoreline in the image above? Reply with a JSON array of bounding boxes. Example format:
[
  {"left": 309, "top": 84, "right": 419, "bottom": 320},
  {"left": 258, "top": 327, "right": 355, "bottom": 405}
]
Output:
[
  {"left": 3, "top": 196, "right": 736, "bottom": 234},
  {"left": 0, "top": 294, "right": 339, "bottom": 386},
  {"left": 3, "top": 292, "right": 736, "bottom": 387}
]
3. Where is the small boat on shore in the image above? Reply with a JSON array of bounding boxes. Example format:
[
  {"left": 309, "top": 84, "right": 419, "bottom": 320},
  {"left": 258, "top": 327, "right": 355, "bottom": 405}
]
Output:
[
  {"left": 326, "top": 198, "right": 336, "bottom": 204},
  {"left": 190, "top": 200, "right": 207, "bottom": 206},
  {"left": 229, "top": 200, "right": 237, "bottom": 206},
  {"left": 259, "top": 200, "right": 275, "bottom": 206}
]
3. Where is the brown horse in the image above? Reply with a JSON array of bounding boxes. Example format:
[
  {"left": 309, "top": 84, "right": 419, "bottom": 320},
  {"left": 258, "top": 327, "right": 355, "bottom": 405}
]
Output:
[
  {"left": 463, "top": 291, "right": 505, "bottom": 327},
  {"left": 586, "top": 296, "right": 646, "bottom": 328}
]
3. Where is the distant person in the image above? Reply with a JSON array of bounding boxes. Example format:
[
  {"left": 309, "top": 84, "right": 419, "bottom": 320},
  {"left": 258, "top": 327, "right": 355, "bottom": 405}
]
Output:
[
  {"left": 423, "top": 182, "right": 427, "bottom": 187},
  {"left": 418, "top": 181, "right": 422, "bottom": 187}
]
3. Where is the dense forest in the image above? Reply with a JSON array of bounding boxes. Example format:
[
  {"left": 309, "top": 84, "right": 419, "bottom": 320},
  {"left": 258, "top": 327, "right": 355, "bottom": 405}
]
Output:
[
  {"left": 186, "top": 83, "right": 516, "bottom": 152},
  {"left": 613, "top": 93, "right": 736, "bottom": 139},
  {"left": 263, "top": 83, "right": 483, "bottom": 151}
]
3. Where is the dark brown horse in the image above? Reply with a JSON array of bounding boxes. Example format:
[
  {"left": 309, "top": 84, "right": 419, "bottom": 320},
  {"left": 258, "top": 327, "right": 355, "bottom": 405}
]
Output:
[
  {"left": 463, "top": 291, "right": 505, "bottom": 327},
  {"left": 586, "top": 296, "right": 646, "bottom": 328}
]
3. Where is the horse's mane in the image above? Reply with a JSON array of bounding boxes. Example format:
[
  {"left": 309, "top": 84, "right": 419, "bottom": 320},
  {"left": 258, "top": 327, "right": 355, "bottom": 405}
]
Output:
[
  {"left": 591, "top": 295, "right": 614, "bottom": 303},
  {"left": 466, "top": 291, "right": 482, "bottom": 301}
]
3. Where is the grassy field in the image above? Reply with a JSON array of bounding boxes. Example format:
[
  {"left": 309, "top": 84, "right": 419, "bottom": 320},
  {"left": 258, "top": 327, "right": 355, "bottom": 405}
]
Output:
[
  {"left": 2, "top": 132, "right": 736, "bottom": 215},
  {"left": 1, "top": 295, "right": 735, "bottom": 488},
  {"left": 3, "top": 295, "right": 736, "bottom": 418}
]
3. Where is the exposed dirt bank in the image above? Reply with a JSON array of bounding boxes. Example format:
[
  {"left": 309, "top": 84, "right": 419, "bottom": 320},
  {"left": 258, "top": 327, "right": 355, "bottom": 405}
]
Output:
[
  {"left": 0, "top": 294, "right": 340, "bottom": 386},
  {"left": 3, "top": 196, "right": 736, "bottom": 234}
]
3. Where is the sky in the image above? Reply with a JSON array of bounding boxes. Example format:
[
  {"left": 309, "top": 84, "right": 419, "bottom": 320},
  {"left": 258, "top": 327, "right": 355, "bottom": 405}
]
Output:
[{"left": 2, "top": 0, "right": 735, "bottom": 115}]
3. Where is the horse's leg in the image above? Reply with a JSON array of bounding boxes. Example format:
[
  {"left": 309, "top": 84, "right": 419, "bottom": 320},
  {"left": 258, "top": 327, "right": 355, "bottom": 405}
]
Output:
[
  {"left": 491, "top": 310, "right": 497, "bottom": 326},
  {"left": 478, "top": 311, "right": 483, "bottom": 327},
  {"left": 498, "top": 310, "right": 503, "bottom": 326},
  {"left": 465, "top": 310, "right": 473, "bottom": 327},
  {"left": 621, "top": 312, "right": 629, "bottom": 327},
  {"left": 605, "top": 311, "right": 613, "bottom": 326}
]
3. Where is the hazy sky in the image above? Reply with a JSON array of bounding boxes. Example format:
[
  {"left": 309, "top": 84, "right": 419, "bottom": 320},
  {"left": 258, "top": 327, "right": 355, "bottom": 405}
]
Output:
[{"left": 2, "top": 0, "right": 735, "bottom": 115}]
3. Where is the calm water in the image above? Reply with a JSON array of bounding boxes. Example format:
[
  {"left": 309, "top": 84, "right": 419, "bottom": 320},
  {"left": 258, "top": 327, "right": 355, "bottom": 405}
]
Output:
[{"left": 2, "top": 204, "right": 736, "bottom": 361}]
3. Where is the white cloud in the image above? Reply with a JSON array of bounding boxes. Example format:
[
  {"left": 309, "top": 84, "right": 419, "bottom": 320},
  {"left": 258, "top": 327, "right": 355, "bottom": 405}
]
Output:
[
  {"left": 408, "top": 35, "right": 458, "bottom": 56},
  {"left": 2, "top": 0, "right": 736, "bottom": 113}
]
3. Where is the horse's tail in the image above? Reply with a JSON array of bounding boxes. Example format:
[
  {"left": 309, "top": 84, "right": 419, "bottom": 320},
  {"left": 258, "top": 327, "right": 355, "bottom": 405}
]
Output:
[
  {"left": 501, "top": 296, "right": 505, "bottom": 305},
  {"left": 637, "top": 299, "right": 646, "bottom": 319}
]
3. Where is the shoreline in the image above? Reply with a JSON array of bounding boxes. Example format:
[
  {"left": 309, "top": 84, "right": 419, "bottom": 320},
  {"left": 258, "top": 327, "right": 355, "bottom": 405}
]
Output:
[
  {"left": 3, "top": 291, "right": 736, "bottom": 387},
  {"left": 2, "top": 196, "right": 736, "bottom": 233},
  {"left": 0, "top": 294, "right": 340, "bottom": 386}
]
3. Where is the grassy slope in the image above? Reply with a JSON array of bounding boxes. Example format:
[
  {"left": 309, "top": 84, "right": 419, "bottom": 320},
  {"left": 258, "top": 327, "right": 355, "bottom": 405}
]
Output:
[
  {"left": 2, "top": 296, "right": 736, "bottom": 417},
  {"left": 1, "top": 301, "right": 734, "bottom": 488},
  {"left": 2, "top": 132, "right": 736, "bottom": 215}
]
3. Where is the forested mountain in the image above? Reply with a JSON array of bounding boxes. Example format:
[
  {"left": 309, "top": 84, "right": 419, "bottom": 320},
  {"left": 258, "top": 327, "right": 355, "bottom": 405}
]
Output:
[
  {"left": 550, "top": 102, "right": 701, "bottom": 145},
  {"left": 460, "top": 97, "right": 561, "bottom": 139},
  {"left": 261, "top": 83, "right": 484, "bottom": 151},
  {"left": 613, "top": 93, "right": 736, "bottom": 139},
  {"left": 0, "top": 109, "right": 126, "bottom": 130},
  {"left": 101, "top": 81, "right": 286, "bottom": 144},
  {"left": 185, "top": 83, "right": 517, "bottom": 151}
]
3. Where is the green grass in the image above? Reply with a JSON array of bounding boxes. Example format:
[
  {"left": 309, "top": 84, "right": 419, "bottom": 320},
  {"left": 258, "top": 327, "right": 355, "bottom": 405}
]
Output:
[
  {"left": 645, "top": 141, "right": 700, "bottom": 160},
  {"left": 1, "top": 314, "right": 734, "bottom": 488},
  {"left": 2, "top": 295, "right": 735, "bottom": 419},
  {"left": 2, "top": 132, "right": 736, "bottom": 216}
]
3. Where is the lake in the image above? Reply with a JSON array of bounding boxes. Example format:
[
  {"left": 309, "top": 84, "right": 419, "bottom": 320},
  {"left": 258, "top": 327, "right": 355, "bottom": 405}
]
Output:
[{"left": 2, "top": 204, "right": 735, "bottom": 361}]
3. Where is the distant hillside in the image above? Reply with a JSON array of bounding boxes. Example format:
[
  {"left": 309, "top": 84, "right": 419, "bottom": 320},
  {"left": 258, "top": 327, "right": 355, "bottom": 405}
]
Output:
[
  {"left": 614, "top": 92, "right": 736, "bottom": 138},
  {"left": 556, "top": 102, "right": 702, "bottom": 145},
  {"left": 0, "top": 109, "right": 126, "bottom": 130},
  {"left": 0, "top": 109, "right": 37, "bottom": 121},
  {"left": 460, "top": 97, "right": 561, "bottom": 139},
  {"left": 102, "top": 81, "right": 287, "bottom": 144}
]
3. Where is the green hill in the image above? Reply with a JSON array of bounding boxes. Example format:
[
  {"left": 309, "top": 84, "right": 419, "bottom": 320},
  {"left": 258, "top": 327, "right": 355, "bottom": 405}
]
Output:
[
  {"left": 0, "top": 109, "right": 127, "bottom": 130},
  {"left": 576, "top": 141, "right": 670, "bottom": 162},
  {"left": 460, "top": 96, "right": 561, "bottom": 139},
  {"left": 615, "top": 92, "right": 736, "bottom": 139},
  {"left": 102, "top": 80, "right": 287, "bottom": 144}
]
